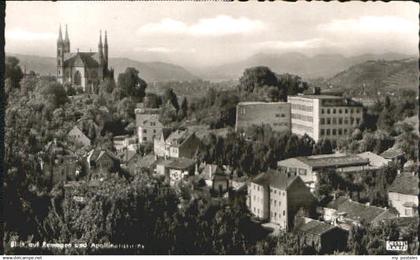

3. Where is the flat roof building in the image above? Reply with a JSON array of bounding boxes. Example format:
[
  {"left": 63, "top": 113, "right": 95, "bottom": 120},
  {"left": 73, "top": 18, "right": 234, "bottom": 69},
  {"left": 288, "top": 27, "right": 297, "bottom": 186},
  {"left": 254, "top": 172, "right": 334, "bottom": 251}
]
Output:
[
  {"left": 235, "top": 101, "right": 291, "bottom": 133},
  {"left": 288, "top": 95, "right": 363, "bottom": 142}
]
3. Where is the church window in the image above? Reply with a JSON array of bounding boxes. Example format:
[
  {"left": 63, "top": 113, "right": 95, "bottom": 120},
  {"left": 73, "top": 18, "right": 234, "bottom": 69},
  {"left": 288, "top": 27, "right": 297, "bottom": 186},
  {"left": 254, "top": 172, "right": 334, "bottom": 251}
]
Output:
[{"left": 73, "top": 71, "right": 82, "bottom": 85}]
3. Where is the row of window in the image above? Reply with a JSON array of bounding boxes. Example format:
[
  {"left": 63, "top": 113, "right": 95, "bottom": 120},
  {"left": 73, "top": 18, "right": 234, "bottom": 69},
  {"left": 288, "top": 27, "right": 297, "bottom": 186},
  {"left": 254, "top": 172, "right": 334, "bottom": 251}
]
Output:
[
  {"left": 291, "top": 103, "right": 313, "bottom": 112},
  {"left": 143, "top": 129, "right": 158, "bottom": 134},
  {"left": 320, "top": 128, "right": 349, "bottom": 136},
  {"left": 321, "top": 107, "right": 361, "bottom": 115},
  {"left": 283, "top": 167, "right": 307, "bottom": 176},
  {"left": 320, "top": 117, "right": 361, "bottom": 125},
  {"left": 270, "top": 198, "right": 282, "bottom": 207},
  {"left": 275, "top": 113, "right": 287, "bottom": 118},
  {"left": 273, "top": 122, "right": 289, "bottom": 127},
  {"left": 291, "top": 113, "right": 313, "bottom": 122},
  {"left": 270, "top": 210, "right": 286, "bottom": 218}
]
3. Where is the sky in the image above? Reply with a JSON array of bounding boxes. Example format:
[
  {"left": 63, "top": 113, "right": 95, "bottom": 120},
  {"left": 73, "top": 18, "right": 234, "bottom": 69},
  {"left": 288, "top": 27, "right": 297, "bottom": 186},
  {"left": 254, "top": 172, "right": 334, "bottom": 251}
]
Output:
[{"left": 5, "top": 1, "right": 418, "bottom": 68}]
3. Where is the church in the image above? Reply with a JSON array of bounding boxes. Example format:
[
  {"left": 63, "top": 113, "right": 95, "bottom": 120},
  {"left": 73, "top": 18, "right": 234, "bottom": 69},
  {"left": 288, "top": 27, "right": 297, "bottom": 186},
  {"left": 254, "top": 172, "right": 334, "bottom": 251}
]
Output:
[{"left": 57, "top": 25, "right": 114, "bottom": 93}]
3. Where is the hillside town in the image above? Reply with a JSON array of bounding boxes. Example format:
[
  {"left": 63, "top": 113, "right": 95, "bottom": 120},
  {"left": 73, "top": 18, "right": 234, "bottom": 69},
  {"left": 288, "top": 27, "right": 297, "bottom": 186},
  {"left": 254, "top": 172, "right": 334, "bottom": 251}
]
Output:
[{"left": 4, "top": 2, "right": 419, "bottom": 256}]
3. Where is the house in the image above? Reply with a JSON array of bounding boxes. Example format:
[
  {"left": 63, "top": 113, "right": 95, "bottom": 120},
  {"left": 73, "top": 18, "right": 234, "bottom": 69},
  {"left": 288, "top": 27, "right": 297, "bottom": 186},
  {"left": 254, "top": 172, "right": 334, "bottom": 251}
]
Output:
[
  {"left": 200, "top": 164, "right": 229, "bottom": 194},
  {"left": 388, "top": 172, "right": 418, "bottom": 217},
  {"left": 67, "top": 125, "right": 91, "bottom": 147},
  {"left": 235, "top": 102, "right": 291, "bottom": 132},
  {"left": 127, "top": 153, "right": 156, "bottom": 175},
  {"left": 113, "top": 135, "right": 137, "bottom": 153},
  {"left": 319, "top": 197, "right": 398, "bottom": 231},
  {"left": 135, "top": 105, "right": 163, "bottom": 144},
  {"left": 154, "top": 129, "right": 201, "bottom": 159},
  {"left": 294, "top": 217, "right": 348, "bottom": 254},
  {"left": 380, "top": 147, "right": 405, "bottom": 166},
  {"left": 155, "top": 157, "right": 196, "bottom": 186},
  {"left": 288, "top": 94, "right": 363, "bottom": 142},
  {"left": 86, "top": 149, "right": 119, "bottom": 178},
  {"left": 247, "top": 170, "right": 317, "bottom": 231},
  {"left": 277, "top": 153, "right": 370, "bottom": 192}
]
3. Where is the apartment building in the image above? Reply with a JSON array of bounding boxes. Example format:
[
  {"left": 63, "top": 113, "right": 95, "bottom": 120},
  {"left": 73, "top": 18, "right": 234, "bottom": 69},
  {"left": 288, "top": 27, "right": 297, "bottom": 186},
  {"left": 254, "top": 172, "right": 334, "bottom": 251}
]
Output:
[
  {"left": 135, "top": 106, "right": 163, "bottom": 144},
  {"left": 247, "top": 170, "right": 316, "bottom": 231},
  {"left": 235, "top": 102, "right": 291, "bottom": 132},
  {"left": 288, "top": 95, "right": 363, "bottom": 142},
  {"left": 154, "top": 129, "right": 201, "bottom": 159}
]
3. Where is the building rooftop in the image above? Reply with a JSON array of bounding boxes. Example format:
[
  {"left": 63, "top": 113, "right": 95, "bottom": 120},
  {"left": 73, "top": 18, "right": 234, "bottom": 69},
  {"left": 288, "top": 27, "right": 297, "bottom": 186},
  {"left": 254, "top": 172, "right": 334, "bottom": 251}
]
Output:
[
  {"left": 357, "top": 152, "right": 388, "bottom": 168},
  {"left": 380, "top": 147, "right": 405, "bottom": 159},
  {"left": 388, "top": 172, "right": 419, "bottom": 196},
  {"left": 237, "top": 101, "right": 289, "bottom": 106},
  {"left": 281, "top": 154, "right": 370, "bottom": 170},
  {"left": 326, "top": 197, "right": 394, "bottom": 223},
  {"left": 252, "top": 169, "right": 299, "bottom": 190},
  {"left": 166, "top": 157, "right": 196, "bottom": 170},
  {"left": 289, "top": 94, "right": 344, "bottom": 100},
  {"left": 295, "top": 219, "right": 337, "bottom": 236}
]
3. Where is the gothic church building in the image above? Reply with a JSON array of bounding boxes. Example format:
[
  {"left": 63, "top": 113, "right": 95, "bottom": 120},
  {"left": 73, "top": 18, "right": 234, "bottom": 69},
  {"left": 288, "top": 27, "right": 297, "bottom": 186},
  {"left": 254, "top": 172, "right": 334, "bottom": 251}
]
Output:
[{"left": 57, "top": 25, "right": 113, "bottom": 93}]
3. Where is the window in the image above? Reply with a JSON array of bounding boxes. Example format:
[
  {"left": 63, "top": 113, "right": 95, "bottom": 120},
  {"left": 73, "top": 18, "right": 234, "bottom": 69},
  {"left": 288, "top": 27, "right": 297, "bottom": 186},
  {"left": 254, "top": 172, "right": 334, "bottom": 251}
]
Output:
[
  {"left": 338, "top": 129, "right": 342, "bottom": 135},
  {"left": 333, "top": 109, "right": 336, "bottom": 114},
  {"left": 274, "top": 200, "right": 277, "bottom": 206},
  {"left": 143, "top": 137, "right": 147, "bottom": 141},
  {"left": 332, "top": 129, "right": 336, "bottom": 135},
  {"left": 339, "top": 109, "right": 342, "bottom": 114},
  {"left": 351, "top": 109, "right": 354, "bottom": 113},
  {"left": 344, "top": 119, "right": 349, "bottom": 125},
  {"left": 281, "top": 114, "right": 285, "bottom": 118},
  {"left": 327, "top": 109, "right": 330, "bottom": 114},
  {"left": 332, "top": 118, "right": 337, "bottom": 124},
  {"left": 344, "top": 129, "right": 348, "bottom": 134},
  {"left": 356, "top": 118, "right": 360, "bottom": 124},
  {"left": 326, "top": 129, "right": 330, "bottom": 135},
  {"left": 320, "top": 118, "right": 325, "bottom": 125},
  {"left": 283, "top": 210, "right": 285, "bottom": 216},
  {"left": 321, "top": 109, "right": 325, "bottom": 114},
  {"left": 275, "top": 114, "right": 280, "bottom": 118},
  {"left": 299, "top": 169, "right": 307, "bottom": 175},
  {"left": 405, "top": 208, "right": 413, "bottom": 216},
  {"left": 320, "top": 129, "right": 325, "bottom": 135},
  {"left": 327, "top": 118, "right": 331, "bottom": 125},
  {"left": 339, "top": 118, "right": 343, "bottom": 125},
  {"left": 274, "top": 190, "right": 277, "bottom": 194},
  {"left": 345, "top": 109, "right": 348, "bottom": 113},
  {"left": 143, "top": 129, "right": 147, "bottom": 133}
]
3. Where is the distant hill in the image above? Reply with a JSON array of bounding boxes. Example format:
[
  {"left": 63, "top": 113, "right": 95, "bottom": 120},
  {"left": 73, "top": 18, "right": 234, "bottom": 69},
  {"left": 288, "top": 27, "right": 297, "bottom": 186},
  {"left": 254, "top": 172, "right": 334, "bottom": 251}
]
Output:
[
  {"left": 7, "top": 53, "right": 199, "bottom": 82},
  {"left": 194, "top": 52, "right": 414, "bottom": 81},
  {"left": 324, "top": 58, "right": 418, "bottom": 96}
]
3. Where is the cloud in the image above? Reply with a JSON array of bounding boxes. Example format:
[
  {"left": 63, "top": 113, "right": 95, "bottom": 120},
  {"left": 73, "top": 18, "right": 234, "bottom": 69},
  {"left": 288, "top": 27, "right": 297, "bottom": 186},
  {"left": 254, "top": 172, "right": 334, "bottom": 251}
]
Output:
[
  {"left": 318, "top": 16, "right": 416, "bottom": 34},
  {"left": 137, "top": 15, "right": 264, "bottom": 36},
  {"left": 255, "top": 38, "right": 337, "bottom": 51},
  {"left": 6, "top": 28, "right": 56, "bottom": 41}
]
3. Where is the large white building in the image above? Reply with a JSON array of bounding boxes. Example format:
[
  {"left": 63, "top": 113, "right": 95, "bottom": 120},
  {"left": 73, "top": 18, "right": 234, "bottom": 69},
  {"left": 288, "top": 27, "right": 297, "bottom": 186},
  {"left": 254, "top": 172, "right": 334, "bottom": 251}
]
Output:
[
  {"left": 235, "top": 102, "right": 291, "bottom": 132},
  {"left": 135, "top": 106, "right": 163, "bottom": 144},
  {"left": 288, "top": 95, "right": 363, "bottom": 142}
]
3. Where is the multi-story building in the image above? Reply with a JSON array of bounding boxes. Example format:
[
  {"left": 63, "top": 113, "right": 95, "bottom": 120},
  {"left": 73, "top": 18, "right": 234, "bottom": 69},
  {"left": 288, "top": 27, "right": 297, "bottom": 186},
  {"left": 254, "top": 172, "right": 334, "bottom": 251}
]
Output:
[
  {"left": 288, "top": 95, "right": 363, "bottom": 142},
  {"left": 135, "top": 106, "right": 163, "bottom": 144},
  {"left": 154, "top": 129, "right": 200, "bottom": 159},
  {"left": 247, "top": 170, "right": 316, "bottom": 231},
  {"left": 235, "top": 102, "right": 291, "bottom": 132},
  {"left": 277, "top": 153, "right": 371, "bottom": 192},
  {"left": 388, "top": 172, "right": 418, "bottom": 217}
]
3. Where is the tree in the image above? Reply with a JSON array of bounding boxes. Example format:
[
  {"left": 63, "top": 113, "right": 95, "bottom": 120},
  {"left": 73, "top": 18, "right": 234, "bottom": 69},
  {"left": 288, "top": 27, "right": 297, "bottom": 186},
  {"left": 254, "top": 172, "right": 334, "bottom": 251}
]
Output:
[
  {"left": 41, "top": 82, "right": 69, "bottom": 109},
  {"left": 239, "top": 66, "right": 279, "bottom": 93},
  {"left": 99, "top": 77, "right": 116, "bottom": 94},
  {"left": 162, "top": 88, "right": 179, "bottom": 111},
  {"left": 117, "top": 67, "right": 147, "bottom": 101},
  {"left": 5, "top": 56, "right": 24, "bottom": 89}
]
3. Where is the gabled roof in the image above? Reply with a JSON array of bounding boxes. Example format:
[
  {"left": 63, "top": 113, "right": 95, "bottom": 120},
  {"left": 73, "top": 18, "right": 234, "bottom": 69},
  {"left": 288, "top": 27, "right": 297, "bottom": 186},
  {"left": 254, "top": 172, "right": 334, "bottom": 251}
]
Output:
[
  {"left": 252, "top": 170, "right": 299, "bottom": 190},
  {"left": 64, "top": 52, "right": 101, "bottom": 68},
  {"left": 201, "top": 164, "right": 225, "bottom": 180},
  {"left": 165, "top": 129, "right": 196, "bottom": 147},
  {"left": 166, "top": 157, "right": 196, "bottom": 170},
  {"left": 326, "top": 197, "right": 395, "bottom": 223},
  {"left": 295, "top": 219, "right": 338, "bottom": 236},
  {"left": 389, "top": 172, "right": 419, "bottom": 195}
]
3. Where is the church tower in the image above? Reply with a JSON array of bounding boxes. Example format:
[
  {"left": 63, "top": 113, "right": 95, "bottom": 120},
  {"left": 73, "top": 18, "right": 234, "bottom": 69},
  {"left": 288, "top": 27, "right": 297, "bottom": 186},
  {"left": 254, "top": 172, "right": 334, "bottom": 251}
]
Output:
[
  {"left": 98, "top": 30, "right": 104, "bottom": 65},
  {"left": 104, "top": 30, "right": 109, "bottom": 71},
  {"left": 57, "top": 25, "right": 65, "bottom": 84},
  {"left": 64, "top": 24, "right": 70, "bottom": 54}
]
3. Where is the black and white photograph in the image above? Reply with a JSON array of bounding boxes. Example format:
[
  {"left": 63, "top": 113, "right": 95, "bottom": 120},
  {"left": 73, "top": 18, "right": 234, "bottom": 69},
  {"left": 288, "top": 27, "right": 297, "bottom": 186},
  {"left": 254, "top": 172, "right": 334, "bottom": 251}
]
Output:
[{"left": 2, "top": 0, "right": 419, "bottom": 257}]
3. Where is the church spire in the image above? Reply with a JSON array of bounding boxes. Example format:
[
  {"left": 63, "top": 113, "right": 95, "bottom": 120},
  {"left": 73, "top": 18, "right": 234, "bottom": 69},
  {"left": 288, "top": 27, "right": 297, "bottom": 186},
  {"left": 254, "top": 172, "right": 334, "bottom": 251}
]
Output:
[
  {"left": 58, "top": 24, "right": 63, "bottom": 43},
  {"left": 64, "top": 24, "right": 69, "bottom": 42},
  {"left": 104, "top": 30, "right": 109, "bottom": 67},
  {"left": 98, "top": 30, "right": 104, "bottom": 63}
]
